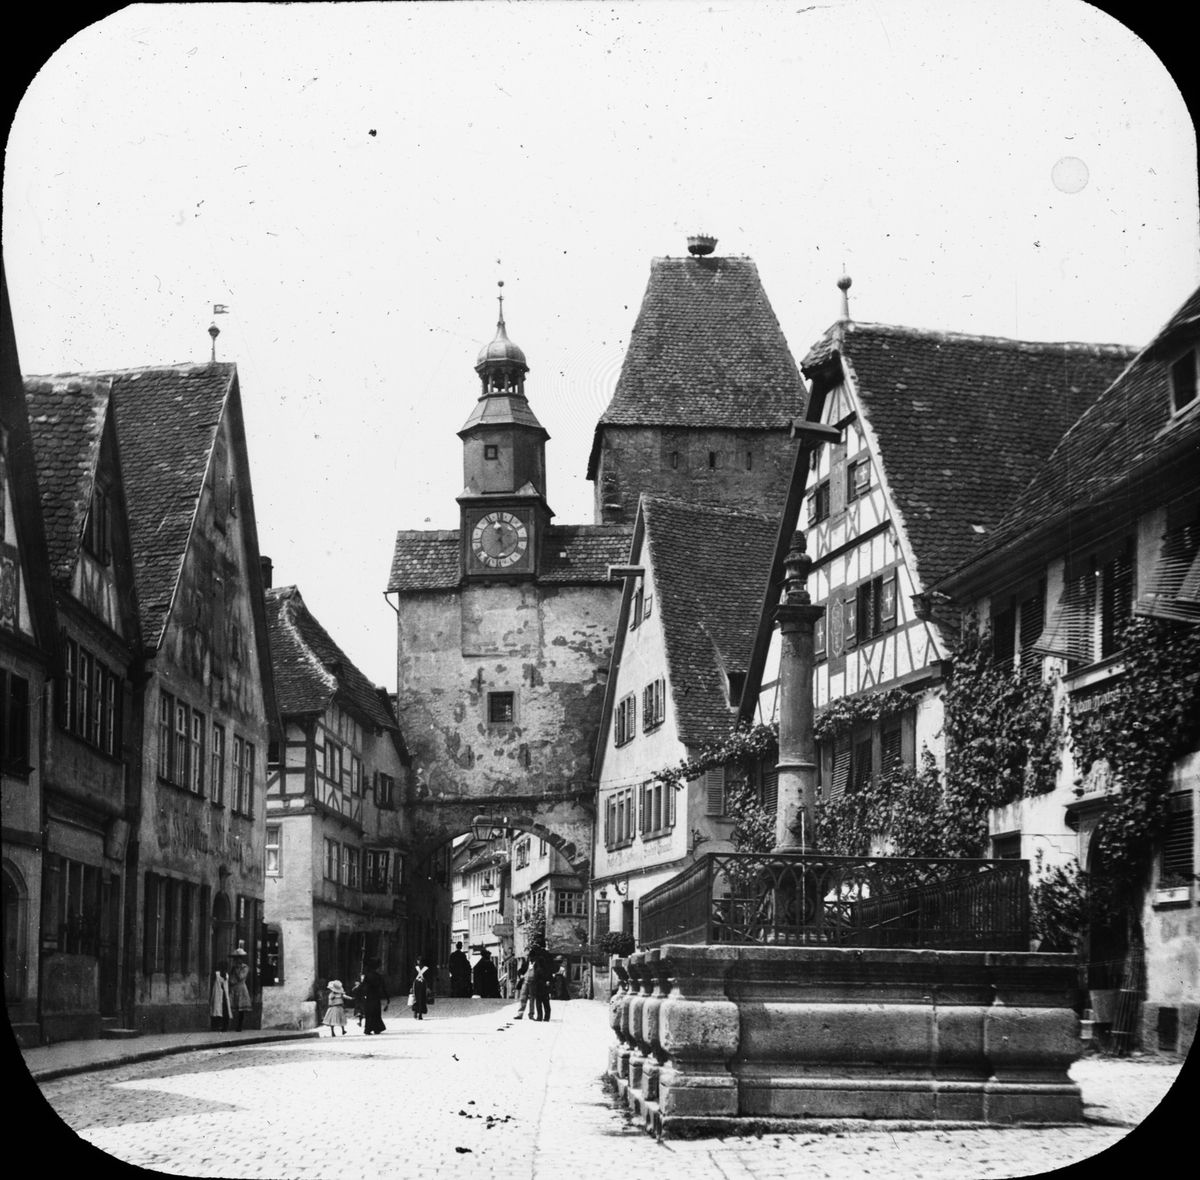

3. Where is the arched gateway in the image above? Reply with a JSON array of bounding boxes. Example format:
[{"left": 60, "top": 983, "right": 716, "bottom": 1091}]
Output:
[{"left": 405, "top": 791, "right": 595, "bottom": 883}]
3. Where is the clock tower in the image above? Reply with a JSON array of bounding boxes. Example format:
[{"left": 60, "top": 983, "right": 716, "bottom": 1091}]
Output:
[{"left": 458, "top": 288, "right": 551, "bottom": 579}]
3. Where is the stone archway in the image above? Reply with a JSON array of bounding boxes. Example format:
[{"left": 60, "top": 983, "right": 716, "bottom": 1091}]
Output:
[{"left": 406, "top": 789, "right": 594, "bottom": 883}]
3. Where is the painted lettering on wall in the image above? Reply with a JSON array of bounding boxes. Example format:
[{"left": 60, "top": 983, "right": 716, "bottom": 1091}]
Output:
[{"left": 154, "top": 799, "right": 258, "bottom": 875}]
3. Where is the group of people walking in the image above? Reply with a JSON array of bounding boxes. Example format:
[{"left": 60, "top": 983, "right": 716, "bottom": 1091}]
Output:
[{"left": 269, "top": 942, "right": 572, "bottom": 1040}]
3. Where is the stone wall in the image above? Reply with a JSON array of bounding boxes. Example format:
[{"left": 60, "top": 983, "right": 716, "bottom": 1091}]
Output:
[
  {"left": 592, "top": 427, "right": 797, "bottom": 525},
  {"left": 609, "top": 944, "right": 1084, "bottom": 1136}
]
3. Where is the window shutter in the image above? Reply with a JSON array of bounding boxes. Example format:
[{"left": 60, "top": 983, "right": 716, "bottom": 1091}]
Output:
[
  {"left": 1162, "top": 794, "right": 1194, "bottom": 879},
  {"left": 1138, "top": 516, "right": 1200, "bottom": 622},
  {"left": 1100, "top": 548, "right": 1134, "bottom": 659},
  {"left": 814, "top": 607, "right": 827, "bottom": 658},
  {"left": 639, "top": 785, "right": 646, "bottom": 832},
  {"left": 880, "top": 573, "right": 897, "bottom": 630},
  {"left": 993, "top": 599, "right": 1017, "bottom": 667},
  {"left": 844, "top": 591, "right": 858, "bottom": 646},
  {"left": 881, "top": 725, "right": 902, "bottom": 777},
  {"left": 1035, "top": 572, "right": 1095, "bottom": 664},
  {"left": 704, "top": 767, "right": 725, "bottom": 816},
  {"left": 831, "top": 736, "right": 851, "bottom": 800},
  {"left": 851, "top": 737, "right": 873, "bottom": 792},
  {"left": 761, "top": 764, "right": 779, "bottom": 813}
]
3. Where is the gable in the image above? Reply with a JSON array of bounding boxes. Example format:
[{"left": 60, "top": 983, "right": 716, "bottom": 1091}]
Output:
[{"left": 806, "top": 321, "right": 1137, "bottom": 592}]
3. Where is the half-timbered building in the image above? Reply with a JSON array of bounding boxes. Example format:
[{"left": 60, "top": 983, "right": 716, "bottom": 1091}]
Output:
[
  {"left": 746, "top": 290, "right": 1136, "bottom": 830},
  {"left": 263, "top": 583, "right": 425, "bottom": 1025}
]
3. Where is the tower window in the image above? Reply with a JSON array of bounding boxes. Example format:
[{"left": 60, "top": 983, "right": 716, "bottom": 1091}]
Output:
[
  {"left": 745, "top": 452, "right": 753, "bottom": 471},
  {"left": 488, "top": 692, "right": 515, "bottom": 724},
  {"left": 708, "top": 451, "right": 719, "bottom": 470},
  {"left": 484, "top": 444, "right": 499, "bottom": 460},
  {"left": 670, "top": 452, "right": 679, "bottom": 470}
]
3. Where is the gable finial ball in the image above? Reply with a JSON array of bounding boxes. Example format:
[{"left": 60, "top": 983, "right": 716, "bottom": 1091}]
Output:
[{"left": 837, "top": 274, "right": 852, "bottom": 291}]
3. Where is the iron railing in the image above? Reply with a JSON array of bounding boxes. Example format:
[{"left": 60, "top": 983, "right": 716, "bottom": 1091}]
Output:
[{"left": 638, "top": 852, "right": 1029, "bottom": 951}]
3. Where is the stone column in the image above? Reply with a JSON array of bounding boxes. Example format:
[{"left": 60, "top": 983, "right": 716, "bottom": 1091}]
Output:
[{"left": 772, "top": 532, "right": 825, "bottom": 852}]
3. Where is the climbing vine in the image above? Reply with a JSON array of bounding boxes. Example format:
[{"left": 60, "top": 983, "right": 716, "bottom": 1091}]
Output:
[
  {"left": 815, "top": 749, "right": 945, "bottom": 857},
  {"left": 812, "top": 686, "right": 914, "bottom": 743},
  {"left": 937, "top": 622, "right": 1063, "bottom": 858},
  {"left": 1069, "top": 617, "right": 1200, "bottom": 886}
]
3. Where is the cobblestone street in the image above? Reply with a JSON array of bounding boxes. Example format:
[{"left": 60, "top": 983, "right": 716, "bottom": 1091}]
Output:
[{"left": 23, "top": 998, "right": 1190, "bottom": 1180}]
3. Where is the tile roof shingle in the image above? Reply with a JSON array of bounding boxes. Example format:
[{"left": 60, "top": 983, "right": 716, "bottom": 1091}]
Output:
[
  {"left": 25, "top": 363, "right": 235, "bottom": 644},
  {"left": 387, "top": 524, "right": 632, "bottom": 592},
  {"left": 24, "top": 375, "right": 113, "bottom": 583},
  {"left": 805, "top": 322, "right": 1137, "bottom": 591},
  {"left": 957, "top": 286, "right": 1200, "bottom": 566},
  {"left": 642, "top": 497, "right": 778, "bottom": 747},
  {"left": 265, "top": 585, "right": 397, "bottom": 731},
  {"left": 589, "top": 256, "right": 806, "bottom": 467}
]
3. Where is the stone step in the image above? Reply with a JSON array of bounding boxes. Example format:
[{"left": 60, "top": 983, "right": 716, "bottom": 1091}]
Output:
[{"left": 99, "top": 1027, "right": 143, "bottom": 1040}]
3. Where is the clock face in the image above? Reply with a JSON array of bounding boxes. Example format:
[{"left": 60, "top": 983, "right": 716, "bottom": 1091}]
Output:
[{"left": 471, "top": 511, "right": 530, "bottom": 569}]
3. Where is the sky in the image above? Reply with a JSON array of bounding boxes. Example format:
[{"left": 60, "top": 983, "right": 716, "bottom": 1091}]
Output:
[{"left": 4, "top": 0, "right": 1197, "bottom": 688}]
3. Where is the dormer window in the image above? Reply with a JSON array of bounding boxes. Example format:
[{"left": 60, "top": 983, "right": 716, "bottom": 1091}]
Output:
[
  {"left": 726, "top": 671, "right": 746, "bottom": 706},
  {"left": 1170, "top": 350, "right": 1197, "bottom": 415},
  {"left": 83, "top": 484, "right": 111, "bottom": 565}
]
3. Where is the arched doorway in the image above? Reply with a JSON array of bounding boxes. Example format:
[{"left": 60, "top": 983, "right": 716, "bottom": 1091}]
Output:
[{"left": 211, "top": 890, "right": 234, "bottom": 968}]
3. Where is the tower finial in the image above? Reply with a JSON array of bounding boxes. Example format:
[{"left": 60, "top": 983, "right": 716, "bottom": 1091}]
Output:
[
  {"left": 497, "top": 280, "right": 505, "bottom": 328},
  {"left": 837, "top": 270, "right": 852, "bottom": 321},
  {"left": 208, "top": 321, "right": 220, "bottom": 363}
]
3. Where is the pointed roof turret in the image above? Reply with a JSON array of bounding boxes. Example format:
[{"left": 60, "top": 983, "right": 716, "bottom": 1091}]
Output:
[{"left": 473, "top": 282, "right": 529, "bottom": 393}]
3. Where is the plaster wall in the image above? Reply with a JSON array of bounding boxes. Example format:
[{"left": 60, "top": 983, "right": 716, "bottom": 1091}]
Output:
[
  {"left": 131, "top": 408, "right": 270, "bottom": 1032},
  {"left": 395, "top": 581, "right": 620, "bottom": 801}
]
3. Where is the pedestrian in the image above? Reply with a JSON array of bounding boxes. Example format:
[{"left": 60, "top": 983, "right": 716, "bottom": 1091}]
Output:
[
  {"left": 512, "top": 956, "right": 532, "bottom": 1019},
  {"left": 209, "top": 959, "right": 232, "bottom": 1032},
  {"left": 473, "top": 946, "right": 501, "bottom": 998},
  {"left": 554, "top": 964, "right": 572, "bottom": 1001},
  {"left": 357, "top": 957, "right": 390, "bottom": 1034},
  {"left": 533, "top": 952, "right": 553, "bottom": 1022},
  {"left": 230, "top": 945, "right": 253, "bottom": 1031},
  {"left": 323, "top": 979, "right": 350, "bottom": 1036},
  {"left": 349, "top": 975, "right": 365, "bottom": 1027},
  {"left": 448, "top": 941, "right": 472, "bottom": 998},
  {"left": 410, "top": 956, "right": 429, "bottom": 1020}
]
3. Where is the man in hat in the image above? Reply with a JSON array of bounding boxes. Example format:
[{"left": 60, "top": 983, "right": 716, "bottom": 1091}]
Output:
[{"left": 449, "top": 941, "right": 472, "bottom": 998}]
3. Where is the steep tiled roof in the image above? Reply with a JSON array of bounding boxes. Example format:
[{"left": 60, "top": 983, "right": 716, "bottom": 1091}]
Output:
[
  {"left": 24, "top": 375, "right": 113, "bottom": 583},
  {"left": 265, "top": 585, "right": 396, "bottom": 731},
  {"left": 24, "top": 363, "right": 234, "bottom": 643},
  {"left": 643, "top": 497, "right": 778, "bottom": 746},
  {"left": 804, "top": 322, "right": 1137, "bottom": 591},
  {"left": 387, "top": 524, "right": 632, "bottom": 592},
  {"left": 955, "top": 286, "right": 1200, "bottom": 568},
  {"left": 595, "top": 256, "right": 806, "bottom": 432}
]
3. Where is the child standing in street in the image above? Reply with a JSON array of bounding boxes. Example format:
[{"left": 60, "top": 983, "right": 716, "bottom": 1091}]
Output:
[{"left": 323, "top": 979, "right": 349, "bottom": 1036}]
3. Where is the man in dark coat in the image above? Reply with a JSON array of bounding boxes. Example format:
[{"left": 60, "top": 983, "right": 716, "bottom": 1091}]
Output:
[
  {"left": 449, "top": 941, "right": 472, "bottom": 998},
  {"left": 473, "top": 947, "right": 501, "bottom": 998}
]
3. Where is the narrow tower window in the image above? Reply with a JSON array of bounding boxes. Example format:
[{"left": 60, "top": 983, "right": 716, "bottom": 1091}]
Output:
[{"left": 484, "top": 444, "right": 499, "bottom": 460}]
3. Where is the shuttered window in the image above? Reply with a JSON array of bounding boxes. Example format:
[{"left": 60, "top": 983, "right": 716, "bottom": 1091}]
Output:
[
  {"left": 1018, "top": 584, "right": 1045, "bottom": 680},
  {"left": 1137, "top": 504, "right": 1200, "bottom": 623},
  {"left": 704, "top": 766, "right": 726, "bottom": 817},
  {"left": 850, "top": 736, "right": 873, "bottom": 793},
  {"left": 759, "top": 761, "right": 779, "bottom": 813},
  {"left": 1162, "top": 793, "right": 1194, "bottom": 881},
  {"left": 881, "top": 723, "right": 903, "bottom": 777},
  {"left": 1100, "top": 548, "right": 1133, "bottom": 659},
  {"left": 830, "top": 736, "right": 852, "bottom": 800}
]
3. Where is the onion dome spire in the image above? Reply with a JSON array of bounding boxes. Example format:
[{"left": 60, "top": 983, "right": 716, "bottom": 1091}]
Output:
[{"left": 474, "top": 281, "right": 528, "bottom": 396}]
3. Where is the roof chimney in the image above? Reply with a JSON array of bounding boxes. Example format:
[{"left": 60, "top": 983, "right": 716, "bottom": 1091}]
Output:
[
  {"left": 687, "top": 234, "right": 717, "bottom": 257},
  {"left": 260, "top": 555, "right": 273, "bottom": 589}
]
